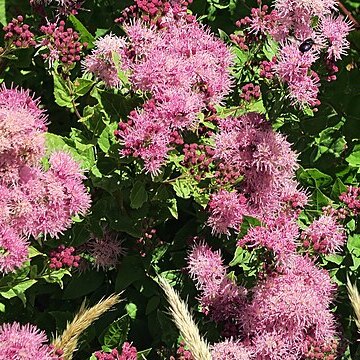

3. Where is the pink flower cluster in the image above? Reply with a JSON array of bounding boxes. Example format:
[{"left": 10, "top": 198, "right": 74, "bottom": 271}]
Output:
[
  {"left": 238, "top": 214, "right": 299, "bottom": 260},
  {"left": 49, "top": 245, "right": 80, "bottom": 269},
  {"left": 3, "top": 15, "right": 36, "bottom": 48},
  {"left": 187, "top": 244, "right": 247, "bottom": 331},
  {"left": 234, "top": 0, "right": 352, "bottom": 108},
  {"left": 94, "top": 342, "right": 137, "bottom": 360},
  {"left": 339, "top": 185, "right": 360, "bottom": 215},
  {"left": 212, "top": 112, "right": 303, "bottom": 226},
  {"left": 188, "top": 245, "right": 339, "bottom": 359},
  {"left": 301, "top": 214, "right": 346, "bottom": 254},
  {"left": 207, "top": 190, "right": 248, "bottom": 236},
  {"left": 40, "top": 20, "right": 86, "bottom": 67},
  {"left": 0, "top": 85, "right": 91, "bottom": 273},
  {"left": 0, "top": 322, "right": 62, "bottom": 359},
  {"left": 86, "top": 10, "right": 233, "bottom": 173},
  {"left": 115, "top": 0, "right": 193, "bottom": 25}
]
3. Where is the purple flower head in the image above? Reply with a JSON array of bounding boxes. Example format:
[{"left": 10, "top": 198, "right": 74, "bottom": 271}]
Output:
[
  {"left": 301, "top": 214, "right": 346, "bottom": 254},
  {"left": 0, "top": 226, "right": 28, "bottom": 274},
  {"left": 83, "top": 34, "right": 126, "bottom": 88},
  {"left": 320, "top": 15, "right": 353, "bottom": 60},
  {"left": 87, "top": 231, "right": 127, "bottom": 271},
  {"left": 0, "top": 322, "right": 53, "bottom": 359},
  {"left": 207, "top": 190, "right": 248, "bottom": 236},
  {"left": 211, "top": 339, "right": 254, "bottom": 360}
]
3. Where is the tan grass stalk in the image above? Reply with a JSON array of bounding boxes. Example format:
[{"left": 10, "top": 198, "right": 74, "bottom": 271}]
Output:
[
  {"left": 158, "top": 277, "right": 212, "bottom": 360},
  {"left": 52, "top": 293, "right": 122, "bottom": 360},
  {"left": 347, "top": 278, "right": 360, "bottom": 331}
]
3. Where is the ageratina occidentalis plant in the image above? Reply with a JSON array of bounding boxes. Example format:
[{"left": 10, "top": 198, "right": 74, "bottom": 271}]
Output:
[{"left": 0, "top": 85, "right": 91, "bottom": 274}]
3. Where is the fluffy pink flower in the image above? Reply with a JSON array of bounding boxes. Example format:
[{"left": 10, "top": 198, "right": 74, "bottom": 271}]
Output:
[
  {"left": 211, "top": 340, "right": 254, "bottom": 360},
  {"left": 187, "top": 243, "right": 226, "bottom": 288},
  {"left": 87, "top": 231, "right": 126, "bottom": 270},
  {"left": 242, "top": 255, "right": 337, "bottom": 358},
  {"left": 320, "top": 15, "right": 352, "bottom": 60},
  {"left": 274, "top": 43, "right": 320, "bottom": 107},
  {"left": 0, "top": 85, "right": 48, "bottom": 131},
  {"left": 119, "top": 342, "right": 137, "bottom": 360},
  {"left": 301, "top": 214, "right": 346, "bottom": 254},
  {"left": 0, "top": 226, "right": 28, "bottom": 274},
  {"left": 0, "top": 322, "right": 53, "bottom": 359},
  {"left": 207, "top": 190, "right": 248, "bottom": 236},
  {"left": 339, "top": 185, "right": 360, "bottom": 214},
  {"left": 0, "top": 107, "right": 45, "bottom": 175},
  {"left": 188, "top": 244, "right": 246, "bottom": 325},
  {"left": 238, "top": 214, "right": 298, "bottom": 260},
  {"left": 19, "top": 153, "right": 91, "bottom": 238},
  {"left": 214, "top": 113, "right": 298, "bottom": 219},
  {"left": 84, "top": 34, "right": 126, "bottom": 88}
]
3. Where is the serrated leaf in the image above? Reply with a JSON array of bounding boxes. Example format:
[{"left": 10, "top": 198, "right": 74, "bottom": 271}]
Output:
[
  {"left": 130, "top": 181, "right": 148, "bottom": 209},
  {"left": 346, "top": 144, "right": 360, "bottom": 168},
  {"left": 103, "top": 315, "right": 130, "bottom": 348},
  {"left": 74, "top": 78, "right": 94, "bottom": 97}
]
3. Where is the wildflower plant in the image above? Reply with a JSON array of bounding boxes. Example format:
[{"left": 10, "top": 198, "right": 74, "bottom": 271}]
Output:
[{"left": 0, "top": 0, "right": 359, "bottom": 359}]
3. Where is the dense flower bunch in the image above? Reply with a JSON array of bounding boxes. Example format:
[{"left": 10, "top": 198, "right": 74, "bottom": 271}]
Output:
[
  {"left": 40, "top": 20, "right": 86, "bottom": 67},
  {"left": 300, "top": 214, "right": 346, "bottom": 254},
  {"left": 0, "top": 86, "right": 91, "bottom": 273},
  {"left": 3, "top": 15, "right": 36, "bottom": 48},
  {"left": 85, "top": 7, "right": 233, "bottom": 173},
  {"left": 115, "top": 0, "right": 193, "bottom": 25},
  {"left": 188, "top": 244, "right": 247, "bottom": 331},
  {"left": 49, "top": 245, "right": 80, "bottom": 269},
  {"left": 0, "top": 322, "right": 62, "bottom": 359},
  {"left": 212, "top": 112, "right": 303, "bottom": 226},
  {"left": 340, "top": 186, "right": 360, "bottom": 215},
  {"left": 188, "top": 244, "right": 340, "bottom": 359},
  {"left": 94, "top": 342, "right": 137, "bottom": 360},
  {"left": 87, "top": 231, "right": 126, "bottom": 270},
  {"left": 232, "top": 0, "right": 353, "bottom": 108}
]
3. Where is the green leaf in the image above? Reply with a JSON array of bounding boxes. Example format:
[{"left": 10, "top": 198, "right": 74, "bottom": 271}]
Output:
[
  {"left": 69, "top": 14, "right": 95, "bottom": 48},
  {"left": 126, "top": 302, "right": 137, "bottom": 319},
  {"left": 103, "top": 315, "right": 130, "bottom": 348},
  {"left": 28, "top": 246, "right": 43, "bottom": 258},
  {"left": 115, "top": 256, "right": 144, "bottom": 291},
  {"left": 297, "top": 168, "right": 333, "bottom": 188},
  {"left": 62, "top": 270, "right": 105, "bottom": 299},
  {"left": 167, "top": 198, "right": 178, "bottom": 219},
  {"left": 112, "top": 51, "right": 130, "bottom": 86},
  {"left": 0, "top": 302, "right": 5, "bottom": 312},
  {"left": 74, "top": 78, "right": 94, "bottom": 97},
  {"left": 53, "top": 72, "right": 73, "bottom": 108},
  {"left": 346, "top": 144, "right": 360, "bottom": 169},
  {"left": 146, "top": 296, "right": 160, "bottom": 315},
  {"left": 0, "top": 279, "right": 36, "bottom": 305},
  {"left": 330, "top": 178, "right": 347, "bottom": 199},
  {"left": 172, "top": 178, "right": 194, "bottom": 199},
  {"left": 0, "top": 0, "right": 6, "bottom": 26},
  {"left": 130, "top": 181, "right": 148, "bottom": 209},
  {"left": 311, "top": 189, "right": 331, "bottom": 210}
]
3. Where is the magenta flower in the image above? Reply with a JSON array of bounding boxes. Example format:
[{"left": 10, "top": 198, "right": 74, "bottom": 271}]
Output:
[
  {"left": 188, "top": 244, "right": 246, "bottom": 326},
  {"left": 211, "top": 339, "right": 254, "bottom": 360},
  {"left": 320, "top": 15, "right": 353, "bottom": 60},
  {"left": 214, "top": 112, "right": 298, "bottom": 219},
  {"left": 84, "top": 34, "right": 126, "bottom": 88},
  {"left": 301, "top": 214, "right": 346, "bottom": 254},
  {"left": 0, "top": 322, "right": 53, "bottom": 359},
  {"left": 238, "top": 214, "right": 299, "bottom": 260},
  {"left": 207, "top": 190, "right": 248, "bottom": 236},
  {"left": 242, "top": 255, "right": 337, "bottom": 358},
  {"left": 0, "top": 226, "right": 28, "bottom": 274}
]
